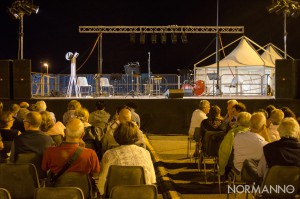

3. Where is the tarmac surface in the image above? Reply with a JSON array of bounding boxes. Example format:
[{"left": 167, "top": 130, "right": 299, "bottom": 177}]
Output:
[{"left": 146, "top": 134, "right": 249, "bottom": 199}]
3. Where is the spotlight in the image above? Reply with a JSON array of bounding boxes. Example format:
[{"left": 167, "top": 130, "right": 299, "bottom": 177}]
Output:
[
  {"left": 140, "top": 33, "right": 146, "bottom": 44},
  {"left": 171, "top": 33, "right": 177, "bottom": 44},
  {"left": 290, "top": 2, "right": 300, "bottom": 18},
  {"left": 7, "top": 7, "right": 19, "bottom": 19},
  {"left": 161, "top": 33, "right": 167, "bottom": 44},
  {"left": 275, "top": 4, "right": 288, "bottom": 15},
  {"left": 130, "top": 33, "right": 135, "bottom": 43},
  {"left": 181, "top": 33, "right": 188, "bottom": 44},
  {"left": 267, "top": 1, "right": 282, "bottom": 13},
  {"left": 151, "top": 33, "right": 157, "bottom": 44},
  {"left": 65, "top": 52, "right": 79, "bottom": 60},
  {"left": 21, "top": 1, "right": 39, "bottom": 14}
]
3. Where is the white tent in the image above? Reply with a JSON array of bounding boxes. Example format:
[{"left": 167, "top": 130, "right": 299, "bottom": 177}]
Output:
[
  {"left": 194, "top": 36, "right": 275, "bottom": 95},
  {"left": 260, "top": 44, "right": 283, "bottom": 67}
]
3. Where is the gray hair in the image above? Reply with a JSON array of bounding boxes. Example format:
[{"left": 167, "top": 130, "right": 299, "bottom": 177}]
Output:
[
  {"left": 277, "top": 117, "right": 300, "bottom": 140},
  {"left": 270, "top": 109, "right": 284, "bottom": 125},
  {"left": 199, "top": 100, "right": 210, "bottom": 110},
  {"left": 250, "top": 112, "right": 266, "bottom": 133},
  {"left": 65, "top": 118, "right": 84, "bottom": 138},
  {"left": 237, "top": 112, "right": 251, "bottom": 127}
]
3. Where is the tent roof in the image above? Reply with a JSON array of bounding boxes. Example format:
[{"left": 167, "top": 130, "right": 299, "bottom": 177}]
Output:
[
  {"left": 260, "top": 44, "right": 283, "bottom": 67},
  {"left": 195, "top": 36, "right": 274, "bottom": 68}
]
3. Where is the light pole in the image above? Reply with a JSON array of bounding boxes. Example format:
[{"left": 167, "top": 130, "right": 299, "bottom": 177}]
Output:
[
  {"left": 8, "top": 0, "right": 39, "bottom": 60},
  {"left": 43, "top": 63, "right": 49, "bottom": 74}
]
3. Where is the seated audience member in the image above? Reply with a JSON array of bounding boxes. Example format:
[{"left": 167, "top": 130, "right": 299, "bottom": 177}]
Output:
[
  {"left": 16, "top": 101, "right": 30, "bottom": 121},
  {"left": 0, "top": 101, "right": 3, "bottom": 113},
  {"left": 218, "top": 111, "right": 251, "bottom": 176},
  {"left": 126, "top": 101, "right": 141, "bottom": 127},
  {"left": 0, "top": 111, "right": 21, "bottom": 162},
  {"left": 280, "top": 106, "right": 297, "bottom": 119},
  {"left": 188, "top": 100, "right": 210, "bottom": 139},
  {"left": 63, "top": 100, "right": 81, "bottom": 125},
  {"left": 228, "top": 102, "right": 247, "bottom": 130},
  {"left": 36, "top": 100, "right": 56, "bottom": 123},
  {"left": 101, "top": 106, "right": 145, "bottom": 154},
  {"left": 10, "top": 104, "right": 25, "bottom": 133},
  {"left": 97, "top": 121, "right": 156, "bottom": 196},
  {"left": 88, "top": 100, "right": 111, "bottom": 130},
  {"left": 265, "top": 104, "right": 276, "bottom": 128},
  {"left": 233, "top": 112, "right": 268, "bottom": 172},
  {"left": 267, "top": 109, "right": 284, "bottom": 142},
  {"left": 75, "top": 107, "right": 104, "bottom": 159},
  {"left": 9, "top": 111, "right": 55, "bottom": 163},
  {"left": 40, "top": 111, "right": 65, "bottom": 146},
  {"left": 258, "top": 117, "right": 300, "bottom": 178},
  {"left": 42, "top": 118, "right": 100, "bottom": 178},
  {"left": 224, "top": 99, "right": 238, "bottom": 126}
]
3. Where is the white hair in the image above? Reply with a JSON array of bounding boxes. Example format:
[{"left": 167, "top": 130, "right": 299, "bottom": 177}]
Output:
[{"left": 277, "top": 117, "right": 300, "bottom": 140}]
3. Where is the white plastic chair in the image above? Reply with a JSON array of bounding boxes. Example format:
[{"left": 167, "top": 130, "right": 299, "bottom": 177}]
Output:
[
  {"left": 100, "top": 77, "right": 114, "bottom": 96},
  {"left": 77, "top": 76, "right": 92, "bottom": 96}
]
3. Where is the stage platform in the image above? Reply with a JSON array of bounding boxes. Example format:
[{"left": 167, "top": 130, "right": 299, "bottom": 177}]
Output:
[{"left": 1, "top": 94, "right": 299, "bottom": 134}]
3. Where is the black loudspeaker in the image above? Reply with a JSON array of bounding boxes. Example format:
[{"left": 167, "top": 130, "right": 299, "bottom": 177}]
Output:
[
  {"left": 275, "top": 59, "right": 300, "bottom": 99},
  {"left": 13, "top": 59, "right": 32, "bottom": 99},
  {"left": 165, "top": 89, "right": 184, "bottom": 98},
  {"left": 0, "top": 60, "right": 13, "bottom": 99}
]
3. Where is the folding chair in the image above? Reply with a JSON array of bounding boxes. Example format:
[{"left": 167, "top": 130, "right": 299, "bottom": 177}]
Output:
[
  {"left": 0, "top": 163, "right": 40, "bottom": 199},
  {"left": 34, "top": 187, "right": 84, "bottom": 199},
  {"left": 0, "top": 188, "right": 12, "bottom": 199},
  {"left": 110, "top": 185, "right": 158, "bottom": 199},
  {"left": 104, "top": 165, "right": 146, "bottom": 198},
  {"left": 77, "top": 76, "right": 92, "bottom": 96},
  {"left": 100, "top": 77, "right": 114, "bottom": 96},
  {"left": 255, "top": 165, "right": 300, "bottom": 198}
]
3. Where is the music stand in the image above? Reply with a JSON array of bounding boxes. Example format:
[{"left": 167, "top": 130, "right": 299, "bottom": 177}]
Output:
[
  {"left": 124, "top": 63, "right": 141, "bottom": 97},
  {"left": 207, "top": 73, "right": 218, "bottom": 96}
]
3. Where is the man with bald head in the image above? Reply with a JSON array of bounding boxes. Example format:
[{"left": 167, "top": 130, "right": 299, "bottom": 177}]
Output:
[
  {"left": 42, "top": 118, "right": 100, "bottom": 177},
  {"left": 101, "top": 106, "right": 145, "bottom": 154},
  {"left": 10, "top": 111, "right": 55, "bottom": 162}
]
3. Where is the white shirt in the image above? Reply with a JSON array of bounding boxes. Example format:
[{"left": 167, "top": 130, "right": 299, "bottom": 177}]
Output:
[
  {"left": 188, "top": 109, "right": 207, "bottom": 138},
  {"left": 97, "top": 145, "right": 156, "bottom": 194},
  {"left": 233, "top": 131, "right": 268, "bottom": 171}
]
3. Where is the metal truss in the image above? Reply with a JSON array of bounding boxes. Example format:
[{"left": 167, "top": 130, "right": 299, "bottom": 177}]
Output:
[{"left": 79, "top": 25, "right": 244, "bottom": 34}]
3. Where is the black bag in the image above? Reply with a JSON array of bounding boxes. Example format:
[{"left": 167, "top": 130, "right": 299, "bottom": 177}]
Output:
[{"left": 45, "top": 171, "right": 56, "bottom": 187}]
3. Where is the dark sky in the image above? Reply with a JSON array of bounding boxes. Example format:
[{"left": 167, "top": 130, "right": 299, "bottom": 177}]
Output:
[{"left": 1, "top": 0, "right": 300, "bottom": 75}]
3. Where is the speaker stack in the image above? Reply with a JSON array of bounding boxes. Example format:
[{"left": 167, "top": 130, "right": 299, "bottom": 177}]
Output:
[
  {"left": 275, "top": 59, "right": 300, "bottom": 99},
  {"left": 0, "top": 59, "right": 32, "bottom": 99},
  {"left": 164, "top": 89, "right": 184, "bottom": 98}
]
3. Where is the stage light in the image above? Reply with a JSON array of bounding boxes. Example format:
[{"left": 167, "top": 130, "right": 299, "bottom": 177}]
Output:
[
  {"left": 65, "top": 52, "right": 79, "bottom": 60},
  {"left": 267, "top": 1, "right": 282, "bottom": 13},
  {"left": 171, "top": 33, "right": 177, "bottom": 44},
  {"left": 161, "top": 33, "right": 167, "bottom": 44},
  {"left": 275, "top": 4, "right": 288, "bottom": 15},
  {"left": 140, "top": 33, "right": 146, "bottom": 44},
  {"left": 130, "top": 33, "right": 135, "bottom": 43},
  {"left": 181, "top": 33, "right": 188, "bottom": 44},
  {"left": 151, "top": 33, "right": 157, "bottom": 44},
  {"left": 8, "top": 7, "right": 19, "bottom": 19},
  {"left": 290, "top": 2, "right": 300, "bottom": 18}
]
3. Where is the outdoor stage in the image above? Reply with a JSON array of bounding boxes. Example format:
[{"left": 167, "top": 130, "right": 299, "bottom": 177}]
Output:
[{"left": 3, "top": 94, "right": 300, "bottom": 135}]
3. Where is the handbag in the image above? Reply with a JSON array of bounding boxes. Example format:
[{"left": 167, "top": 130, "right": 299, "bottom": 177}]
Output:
[{"left": 45, "top": 147, "right": 83, "bottom": 187}]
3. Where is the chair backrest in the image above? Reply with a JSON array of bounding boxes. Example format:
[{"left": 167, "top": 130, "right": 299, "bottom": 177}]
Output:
[
  {"left": 258, "top": 165, "right": 300, "bottom": 198},
  {"left": 105, "top": 165, "right": 146, "bottom": 197},
  {"left": 77, "top": 77, "right": 89, "bottom": 86},
  {"left": 110, "top": 185, "right": 158, "bottom": 199},
  {"left": 100, "top": 77, "right": 111, "bottom": 86},
  {"left": 0, "top": 188, "right": 12, "bottom": 199},
  {"left": 15, "top": 152, "right": 46, "bottom": 179},
  {"left": 0, "top": 163, "right": 40, "bottom": 199},
  {"left": 34, "top": 187, "right": 84, "bottom": 199},
  {"left": 54, "top": 172, "right": 92, "bottom": 199},
  {"left": 201, "top": 131, "right": 226, "bottom": 157}
]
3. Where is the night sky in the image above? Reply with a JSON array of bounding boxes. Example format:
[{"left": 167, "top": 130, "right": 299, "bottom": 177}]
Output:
[{"left": 1, "top": 0, "right": 300, "bottom": 75}]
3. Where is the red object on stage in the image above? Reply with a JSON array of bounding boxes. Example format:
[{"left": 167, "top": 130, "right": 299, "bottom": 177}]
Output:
[
  {"left": 194, "top": 80, "right": 205, "bottom": 96},
  {"left": 181, "top": 84, "right": 193, "bottom": 90}
]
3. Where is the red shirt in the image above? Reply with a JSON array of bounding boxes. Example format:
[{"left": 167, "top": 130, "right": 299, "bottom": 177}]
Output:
[{"left": 42, "top": 142, "right": 100, "bottom": 175}]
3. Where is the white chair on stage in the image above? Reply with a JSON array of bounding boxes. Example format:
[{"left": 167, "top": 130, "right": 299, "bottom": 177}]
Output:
[
  {"left": 77, "top": 76, "right": 92, "bottom": 96},
  {"left": 100, "top": 77, "right": 114, "bottom": 96}
]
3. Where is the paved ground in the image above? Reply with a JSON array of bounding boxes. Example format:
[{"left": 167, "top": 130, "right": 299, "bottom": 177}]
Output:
[{"left": 146, "top": 134, "right": 249, "bottom": 199}]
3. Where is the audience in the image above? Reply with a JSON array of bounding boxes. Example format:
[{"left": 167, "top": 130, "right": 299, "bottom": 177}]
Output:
[
  {"left": 228, "top": 102, "right": 247, "bottom": 130},
  {"left": 63, "top": 100, "right": 82, "bottom": 125},
  {"left": 126, "top": 101, "right": 141, "bottom": 127},
  {"left": 218, "top": 111, "right": 251, "bottom": 176},
  {"left": 88, "top": 100, "right": 111, "bottom": 130},
  {"left": 0, "top": 111, "right": 21, "bottom": 163},
  {"left": 267, "top": 109, "right": 284, "bottom": 142},
  {"left": 40, "top": 111, "right": 65, "bottom": 146},
  {"left": 0, "top": 101, "right": 3, "bottom": 113},
  {"left": 9, "top": 111, "right": 55, "bottom": 163},
  {"left": 233, "top": 112, "right": 268, "bottom": 172},
  {"left": 280, "top": 106, "right": 297, "bottom": 119},
  {"left": 42, "top": 118, "right": 100, "bottom": 178},
  {"left": 16, "top": 101, "right": 30, "bottom": 121},
  {"left": 36, "top": 100, "right": 56, "bottom": 123},
  {"left": 97, "top": 121, "right": 156, "bottom": 196},
  {"left": 224, "top": 99, "right": 238, "bottom": 126}
]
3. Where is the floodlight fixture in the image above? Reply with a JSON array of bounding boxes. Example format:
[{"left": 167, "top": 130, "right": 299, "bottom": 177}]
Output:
[
  {"left": 161, "top": 33, "right": 167, "bottom": 44},
  {"left": 130, "top": 33, "right": 136, "bottom": 43},
  {"left": 65, "top": 52, "right": 79, "bottom": 60},
  {"left": 171, "top": 33, "right": 177, "bottom": 44},
  {"left": 181, "top": 33, "right": 188, "bottom": 44},
  {"left": 151, "top": 33, "right": 157, "bottom": 44},
  {"left": 140, "top": 33, "right": 146, "bottom": 44},
  {"left": 267, "top": 1, "right": 282, "bottom": 13}
]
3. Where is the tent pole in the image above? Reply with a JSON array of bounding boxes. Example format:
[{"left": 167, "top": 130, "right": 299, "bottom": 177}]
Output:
[{"left": 216, "top": 0, "right": 221, "bottom": 95}]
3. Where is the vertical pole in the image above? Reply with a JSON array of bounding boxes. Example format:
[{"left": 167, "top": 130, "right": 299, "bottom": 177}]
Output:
[
  {"left": 19, "top": 13, "right": 24, "bottom": 60},
  {"left": 216, "top": 0, "right": 220, "bottom": 95},
  {"left": 98, "top": 33, "right": 103, "bottom": 74},
  {"left": 283, "top": 10, "right": 287, "bottom": 59}
]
